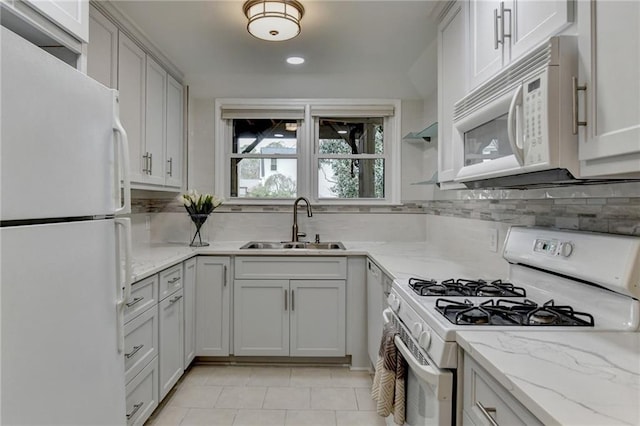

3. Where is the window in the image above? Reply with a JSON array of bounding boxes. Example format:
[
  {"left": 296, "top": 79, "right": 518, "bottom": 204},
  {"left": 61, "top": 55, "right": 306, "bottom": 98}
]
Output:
[
  {"left": 316, "top": 117, "right": 385, "bottom": 199},
  {"left": 216, "top": 100, "right": 401, "bottom": 204},
  {"left": 229, "top": 118, "right": 299, "bottom": 198}
]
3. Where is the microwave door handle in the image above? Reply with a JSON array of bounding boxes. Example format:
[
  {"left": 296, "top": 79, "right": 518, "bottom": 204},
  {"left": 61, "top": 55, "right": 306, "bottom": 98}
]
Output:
[{"left": 507, "top": 85, "right": 525, "bottom": 166}]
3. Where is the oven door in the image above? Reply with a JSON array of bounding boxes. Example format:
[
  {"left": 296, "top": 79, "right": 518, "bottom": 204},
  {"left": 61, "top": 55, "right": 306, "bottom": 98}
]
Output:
[
  {"left": 453, "top": 84, "right": 526, "bottom": 183},
  {"left": 382, "top": 309, "right": 453, "bottom": 426}
]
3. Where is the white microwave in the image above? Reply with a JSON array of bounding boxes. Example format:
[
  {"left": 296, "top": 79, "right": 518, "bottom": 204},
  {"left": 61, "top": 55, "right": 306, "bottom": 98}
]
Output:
[{"left": 452, "top": 37, "right": 580, "bottom": 189}]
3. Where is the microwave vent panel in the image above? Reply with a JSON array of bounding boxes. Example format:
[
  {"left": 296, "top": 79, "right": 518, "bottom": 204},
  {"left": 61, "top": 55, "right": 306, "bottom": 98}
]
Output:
[{"left": 453, "top": 38, "right": 566, "bottom": 122}]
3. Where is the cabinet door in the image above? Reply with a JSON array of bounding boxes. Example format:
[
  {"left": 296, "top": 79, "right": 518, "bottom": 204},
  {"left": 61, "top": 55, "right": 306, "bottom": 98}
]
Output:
[
  {"left": 25, "top": 0, "right": 89, "bottom": 42},
  {"left": 183, "top": 258, "right": 196, "bottom": 368},
  {"left": 290, "top": 280, "right": 346, "bottom": 357},
  {"left": 144, "top": 56, "right": 167, "bottom": 185},
  {"left": 195, "top": 257, "right": 230, "bottom": 357},
  {"left": 577, "top": 0, "right": 640, "bottom": 176},
  {"left": 469, "top": 0, "right": 504, "bottom": 90},
  {"left": 438, "top": 1, "right": 468, "bottom": 185},
  {"left": 118, "top": 33, "right": 146, "bottom": 184},
  {"left": 366, "top": 260, "right": 383, "bottom": 366},
  {"left": 510, "top": 0, "right": 572, "bottom": 61},
  {"left": 158, "top": 289, "right": 184, "bottom": 400},
  {"left": 87, "top": 6, "right": 117, "bottom": 88},
  {"left": 165, "top": 74, "right": 183, "bottom": 188},
  {"left": 234, "top": 279, "right": 289, "bottom": 356}
]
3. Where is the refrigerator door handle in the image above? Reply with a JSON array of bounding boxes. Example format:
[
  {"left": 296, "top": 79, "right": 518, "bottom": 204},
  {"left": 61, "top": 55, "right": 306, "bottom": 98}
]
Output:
[
  {"left": 113, "top": 91, "right": 131, "bottom": 216},
  {"left": 115, "top": 217, "right": 133, "bottom": 353}
]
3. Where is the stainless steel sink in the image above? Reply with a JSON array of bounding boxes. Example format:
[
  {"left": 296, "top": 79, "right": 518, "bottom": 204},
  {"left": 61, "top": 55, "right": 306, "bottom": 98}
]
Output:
[{"left": 240, "top": 241, "right": 345, "bottom": 250}]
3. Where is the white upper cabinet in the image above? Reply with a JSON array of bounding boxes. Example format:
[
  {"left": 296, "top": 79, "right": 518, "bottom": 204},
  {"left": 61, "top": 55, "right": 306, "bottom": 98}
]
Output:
[
  {"left": 118, "top": 32, "right": 147, "bottom": 184},
  {"left": 469, "top": 0, "right": 503, "bottom": 90},
  {"left": 25, "top": 0, "right": 89, "bottom": 42},
  {"left": 144, "top": 56, "right": 168, "bottom": 186},
  {"left": 88, "top": 7, "right": 185, "bottom": 191},
  {"left": 468, "top": 0, "right": 573, "bottom": 90},
  {"left": 510, "top": 0, "right": 572, "bottom": 60},
  {"left": 87, "top": 6, "right": 117, "bottom": 88},
  {"left": 438, "top": 1, "right": 468, "bottom": 186},
  {"left": 165, "top": 75, "right": 184, "bottom": 188},
  {"left": 577, "top": 0, "right": 640, "bottom": 177}
]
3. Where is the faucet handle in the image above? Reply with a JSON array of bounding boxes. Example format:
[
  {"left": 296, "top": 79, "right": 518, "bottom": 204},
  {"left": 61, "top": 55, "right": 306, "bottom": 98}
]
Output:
[
  {"left": 315, "top": 234, "right": 320, "bottom": 243},
  {"left": 297, "top": 232, "right": 307, "bottom": 239}
]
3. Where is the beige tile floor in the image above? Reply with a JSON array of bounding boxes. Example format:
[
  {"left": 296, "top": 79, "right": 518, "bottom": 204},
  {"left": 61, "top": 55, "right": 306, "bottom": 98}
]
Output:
[{"left": 145, "top": 365, "right": 387, "bottom": 426}]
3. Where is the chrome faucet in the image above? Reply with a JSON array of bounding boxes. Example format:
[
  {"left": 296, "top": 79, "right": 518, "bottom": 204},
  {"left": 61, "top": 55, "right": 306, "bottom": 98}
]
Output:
[{"left": 291, "top": 196, "right": 313, "bottom": 242}]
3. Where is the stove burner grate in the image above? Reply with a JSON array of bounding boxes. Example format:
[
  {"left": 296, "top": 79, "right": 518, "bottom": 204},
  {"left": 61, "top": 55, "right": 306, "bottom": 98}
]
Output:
[
  {"left": 409, "top": 277, "right": 526, "bottom": 297},
  {"left": 435, "top": 298, "right": 595, "bottom": 327}
]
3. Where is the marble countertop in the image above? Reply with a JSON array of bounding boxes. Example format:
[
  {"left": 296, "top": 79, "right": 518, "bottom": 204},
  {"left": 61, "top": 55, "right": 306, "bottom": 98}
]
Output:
[
  {"left": 456, "top": 331, "right": 640, "bottom": 426},
  {"left": 131, "top": 241, "right": 483, "bottom": 282}
]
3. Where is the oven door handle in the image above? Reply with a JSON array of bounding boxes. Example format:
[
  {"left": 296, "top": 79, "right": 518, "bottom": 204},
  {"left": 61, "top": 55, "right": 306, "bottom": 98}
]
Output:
[{"left": 393, "top": 335, "right": 451, "bottom": 398}]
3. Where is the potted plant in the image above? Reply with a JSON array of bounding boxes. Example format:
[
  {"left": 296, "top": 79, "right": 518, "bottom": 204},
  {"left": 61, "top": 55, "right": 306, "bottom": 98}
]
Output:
[{"left": 177, "top": 190, "right": 222, "bottom": 247}]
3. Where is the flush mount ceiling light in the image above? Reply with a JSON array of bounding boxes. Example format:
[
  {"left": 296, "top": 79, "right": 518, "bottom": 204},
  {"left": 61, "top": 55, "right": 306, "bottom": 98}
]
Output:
[
  {"left": 286, "top": 56, "right": 305, "bottom": 65},
  {"left": 243, "top": 0, "right": 305, "bottom": 42}
]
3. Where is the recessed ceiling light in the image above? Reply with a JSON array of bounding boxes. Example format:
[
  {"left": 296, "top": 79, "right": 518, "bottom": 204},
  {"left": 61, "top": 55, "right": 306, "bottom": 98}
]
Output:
[
  {"left": 286, "top": 56, "right": 305, "bottom": 65},
  {"left": 338, "top": 130, "right": 348, "bottom": 134},
  {"left": 274, "top": 133, "right": 284, "bottom": 137}
]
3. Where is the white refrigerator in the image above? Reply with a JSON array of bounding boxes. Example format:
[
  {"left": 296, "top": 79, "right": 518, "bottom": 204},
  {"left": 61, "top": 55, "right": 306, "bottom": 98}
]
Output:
[{"left": 1, "top": 27, "right": 132, "bottom": 425}]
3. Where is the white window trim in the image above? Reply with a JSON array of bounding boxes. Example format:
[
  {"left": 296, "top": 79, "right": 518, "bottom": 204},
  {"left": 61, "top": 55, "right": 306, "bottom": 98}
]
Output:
[{"left": 214, "top": 98, "right": 401, "bottom": 205}]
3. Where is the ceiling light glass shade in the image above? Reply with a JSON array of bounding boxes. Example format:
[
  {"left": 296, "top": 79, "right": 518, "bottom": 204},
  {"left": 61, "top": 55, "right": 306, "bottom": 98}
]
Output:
[{"left": 243, "top": 0, "right": 305, "bottom": 42}]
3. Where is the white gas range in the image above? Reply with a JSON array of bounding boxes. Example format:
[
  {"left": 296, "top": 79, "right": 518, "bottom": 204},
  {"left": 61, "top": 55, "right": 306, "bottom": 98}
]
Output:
[{"left": 381, "top": 226, "right": 640, "bottom": 426}]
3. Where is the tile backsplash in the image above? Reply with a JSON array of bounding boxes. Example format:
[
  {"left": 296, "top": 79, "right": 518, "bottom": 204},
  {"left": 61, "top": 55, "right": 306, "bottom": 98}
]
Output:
[{"left": 131, "top": 181, "right": 640, "bottom": 246}]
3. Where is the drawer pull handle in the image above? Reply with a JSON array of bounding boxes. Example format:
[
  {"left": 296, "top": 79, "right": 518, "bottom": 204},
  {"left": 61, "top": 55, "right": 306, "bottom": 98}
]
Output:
[
  {"left": 126, "top": 402, "right": 144, "bottom": 420},
  {"left": 125, "top": 297, "right": 144, "bottom": 308},
  {"left": 168, "top": 277, "right": 181, "bottom": 284},
  {"left": 125, "top": 344, "right": 144, "bottom": 359},
  {"left": 169, "top": 295, "right": 183, "bottom": 304},
  {"left": 476, "top": 401, "right": 499, "bottom": 426}
]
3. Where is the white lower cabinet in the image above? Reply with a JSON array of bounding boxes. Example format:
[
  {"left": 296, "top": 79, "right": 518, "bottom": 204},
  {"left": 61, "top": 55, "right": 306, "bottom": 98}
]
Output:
[
  {"left": 195, "top": 256, "right": 231, "bottom": 356},
  {"left": 183, "top": 257, "right": 197, "bottom": 368},
  {"left": 290, "top": 280, "right": 346, "bottom": 357},
  {"left": 233, "top": 257, "right": 347, "bottom": 357},
  {"left": 124, "top": 277, "right": 160, "bottom": 426},
  {"left": 159, "top": 288, "right": 184, "bottom": 400},
  {"left": 234, "top": 279, "right": 289, "bottom": 356},
  {"left": 462, "top": 353, "right": 542, "bottom": 425},
  {"left": 124, "top": 306, "right": 158, "bottom": 384},
  {"left": 125, "top": 357, "right": 159, "bottom": 426}
]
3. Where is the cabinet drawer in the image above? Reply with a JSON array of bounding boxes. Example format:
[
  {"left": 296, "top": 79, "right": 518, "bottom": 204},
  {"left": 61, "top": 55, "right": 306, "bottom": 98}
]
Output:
[
  {"left": 125, "top": 275, "right": 158, "bottom": 323},
  {"left": 463, "top": 355, "right": 542, "bottom": 425},
  {"left": 125, "top": 356, "right": 159, "bottom": 426},
  {"left": 235, "top": 257, "right": 347, "bottom": 279},
  {"left": 159, "top": 264, "right": 183, "bottom": 300},
  {"left": 124, "top": 305, "right": 158, "bottom": 384}
]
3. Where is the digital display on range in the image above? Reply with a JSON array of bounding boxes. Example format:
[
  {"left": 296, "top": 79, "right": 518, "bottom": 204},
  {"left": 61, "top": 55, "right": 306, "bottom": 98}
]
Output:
[{"left": 528, "top": 78, "right": 541, "bottom": 92}]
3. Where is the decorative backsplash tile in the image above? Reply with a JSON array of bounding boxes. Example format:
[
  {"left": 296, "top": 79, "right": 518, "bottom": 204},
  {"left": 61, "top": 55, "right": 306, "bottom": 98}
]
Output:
[
  {"left": 422, "top": 198, "right": 640, "bottom": 236},
  {"left": 131, "top": 185, "right": 640, "bottom": 236}
]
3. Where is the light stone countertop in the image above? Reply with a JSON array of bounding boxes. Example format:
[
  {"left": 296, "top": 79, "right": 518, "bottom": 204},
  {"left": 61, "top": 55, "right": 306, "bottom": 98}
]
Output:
[
  {"left": 131, "top": 241, "right": 485, "bottom": 283},
  {"left": 456, "top": 331, "right": 640, "bottom": 426}
]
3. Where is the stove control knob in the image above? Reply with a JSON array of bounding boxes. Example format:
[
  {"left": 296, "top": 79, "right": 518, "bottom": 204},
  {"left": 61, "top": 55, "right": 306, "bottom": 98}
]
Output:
[
  {"left": 387, "top": 293, "right": 400, "bottom": 312},
  {"left": 559, "top": 241, "right": 574, "bottom": 257},
  {"left": 418, "top": 330, "right": 431, "bottom": 350},
  {"left": 411, "top": 322, "right": 423, "bottom": 338}
]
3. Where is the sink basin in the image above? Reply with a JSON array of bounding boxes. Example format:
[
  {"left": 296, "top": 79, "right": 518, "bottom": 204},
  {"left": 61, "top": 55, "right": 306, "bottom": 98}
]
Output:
[{"left": 240, "top": 241, "right": 345, "bottom": 250}]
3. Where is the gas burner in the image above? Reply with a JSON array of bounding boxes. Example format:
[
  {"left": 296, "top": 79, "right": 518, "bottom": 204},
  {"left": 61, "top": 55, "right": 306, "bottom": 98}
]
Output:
[
  {"left": 408, "top": 278, "right": 442, "bottom": 296},
  {"left": 529, "top": 310, "right": 558, "bottom": 325},
  {"left": 435, "top": 298, "right": 595, "bottom": 327},
  {"left": 457, "top": 308, "right": 490, "bottom": 325},
  {"left": 409, "top": 278, "right": 527, "bottom": 297}
]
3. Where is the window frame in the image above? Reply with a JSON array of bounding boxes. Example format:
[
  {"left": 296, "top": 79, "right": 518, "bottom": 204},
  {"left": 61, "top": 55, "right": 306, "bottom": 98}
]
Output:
[{"left": 214, "top": 98, "right": 401, "bottom": 205}]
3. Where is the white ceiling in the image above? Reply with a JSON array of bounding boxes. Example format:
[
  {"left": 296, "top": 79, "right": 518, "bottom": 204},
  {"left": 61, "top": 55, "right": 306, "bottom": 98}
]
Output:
[{"left": 113, "top": 0, "right": 440, "bottom": 99}]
